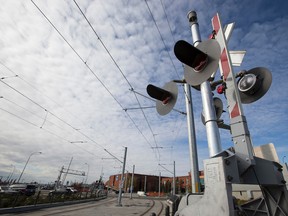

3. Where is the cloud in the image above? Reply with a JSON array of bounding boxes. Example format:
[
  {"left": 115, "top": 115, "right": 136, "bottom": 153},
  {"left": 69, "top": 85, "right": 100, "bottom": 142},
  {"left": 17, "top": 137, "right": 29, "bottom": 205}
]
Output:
[{"left": 0, "top": 0, "right": 287, "bottom": 184}]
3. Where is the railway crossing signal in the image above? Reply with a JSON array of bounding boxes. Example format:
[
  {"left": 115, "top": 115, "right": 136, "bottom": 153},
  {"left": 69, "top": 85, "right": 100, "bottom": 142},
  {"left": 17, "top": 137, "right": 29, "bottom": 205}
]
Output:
[
  {"left": 146, "top": 81, "right": 178, "bottom": 116},
  {"left": 146, "top": 10, "right": 288, "bottom": 216},
  {"left": 174, "top": 39, "right": 221, "bottom": 86}
]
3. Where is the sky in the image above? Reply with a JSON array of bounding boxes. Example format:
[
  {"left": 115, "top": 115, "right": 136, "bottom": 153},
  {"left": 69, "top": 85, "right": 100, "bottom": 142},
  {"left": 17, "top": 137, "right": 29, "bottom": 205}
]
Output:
[{"left": 0, "top": 0, "right": 287, "bottom": 185}]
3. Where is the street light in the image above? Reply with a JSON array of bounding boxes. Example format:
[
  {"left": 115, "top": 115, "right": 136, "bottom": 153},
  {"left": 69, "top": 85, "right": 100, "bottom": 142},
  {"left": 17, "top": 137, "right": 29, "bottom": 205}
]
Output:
[
  {"left": 84, "top": 163, "right": 89, "bottom": 185},
  {"left": 17, "top": 151, "right": 42, "bottom": 183}
]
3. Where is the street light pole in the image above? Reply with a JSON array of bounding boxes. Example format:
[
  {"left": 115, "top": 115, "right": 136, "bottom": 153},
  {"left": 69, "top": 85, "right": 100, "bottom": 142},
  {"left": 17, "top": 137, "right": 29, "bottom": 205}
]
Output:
[
  {"left": 173, "top": 161, "right": 176, "bottom": 196},
  {"left": 117, "top": 147, "right": 127, "bottom": 207},
  {"left": 84, "top": 163, "right": 90, "bottom": 184},
  {"left": 17, "top": 151, "right": 42, "bottom": 183}
]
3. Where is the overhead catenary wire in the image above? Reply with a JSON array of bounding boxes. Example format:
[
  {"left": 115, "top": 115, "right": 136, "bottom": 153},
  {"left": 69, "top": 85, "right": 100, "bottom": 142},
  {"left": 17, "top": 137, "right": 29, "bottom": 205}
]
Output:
[
  {"left": 72, "top": 0, "right": 161, "bottom": 161},
  {"left": 144, "top": 0, "right": 189, "bottom": 159},
  {"left": 22, "top": 0, "right": 142, "bottom": 165},
  {"left": 156, "top": 1, "right": 195, "bottom": 159},
  {"left": 2, "top": 1, "right": 183, "bottom": 174},
  {"left": 0, "top": 96, "right": 69, "bottom": 132},
  {"left": 0, "top": 78, "right": 124, "bottom": 164},
  {"left": 30, "top": 0, "right": 123, "bottom": 111},
  {"left": 30, "top": 0, "right": 155, "bottom": 156},
  {"left": 0, "top": 60, "right": 121, "bottom": 152},
  {"left": 0, "top": 60, "right": 85, "bottom": 126},
  {"left": 0, "top": 65, "right": 129, "bottom": 172},
  {"left": 0, "top": 105, "right": 114, "bottom": 161},
  {"left": 144, "top": 0, "right": 180, "bottom": 80},
  {"left": 160, "top": 0, "right": 176, "bottom": 44}
]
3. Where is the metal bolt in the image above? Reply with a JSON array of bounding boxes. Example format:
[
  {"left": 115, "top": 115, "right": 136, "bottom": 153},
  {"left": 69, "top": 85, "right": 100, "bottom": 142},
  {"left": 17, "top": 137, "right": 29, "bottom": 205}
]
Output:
[
  {"left": 227, "top": 175, "right": 233, "bottom": 181},
  {"left": 225, "top": 160, "right": 230, "bottom": 166}
]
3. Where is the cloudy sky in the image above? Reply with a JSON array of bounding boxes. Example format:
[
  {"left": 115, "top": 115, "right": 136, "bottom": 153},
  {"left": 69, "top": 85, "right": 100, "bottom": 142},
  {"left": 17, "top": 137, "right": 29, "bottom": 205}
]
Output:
[{"left": 0, "top": 0, "right": 287, "bottom": 185}]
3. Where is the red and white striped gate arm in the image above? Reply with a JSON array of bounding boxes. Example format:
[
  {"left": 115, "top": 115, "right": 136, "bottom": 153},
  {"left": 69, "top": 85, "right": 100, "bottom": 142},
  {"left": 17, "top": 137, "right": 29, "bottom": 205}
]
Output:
[
  {"left": 212, "top": 13, "right": 255, "bottom": 169},
  {"left": 211, "top": 13, "right": 243, "bottom": 119}
]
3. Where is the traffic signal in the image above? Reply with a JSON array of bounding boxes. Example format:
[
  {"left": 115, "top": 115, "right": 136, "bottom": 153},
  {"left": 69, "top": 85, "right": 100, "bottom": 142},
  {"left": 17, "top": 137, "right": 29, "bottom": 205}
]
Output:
[
  {"left": 237, "top": 67, "right": 272, "bottom": 104},
  {"left": 146, "top": 81, "right": 178, "bottom": 115},
  {"left": 174, "top": 39, "right": 221, "bottom": 86}
]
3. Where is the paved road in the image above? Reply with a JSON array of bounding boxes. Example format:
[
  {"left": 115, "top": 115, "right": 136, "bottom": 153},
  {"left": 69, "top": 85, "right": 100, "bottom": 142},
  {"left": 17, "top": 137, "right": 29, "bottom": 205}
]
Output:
[{"left": 1, "top": 196, "right": 168, "bottom": 216}]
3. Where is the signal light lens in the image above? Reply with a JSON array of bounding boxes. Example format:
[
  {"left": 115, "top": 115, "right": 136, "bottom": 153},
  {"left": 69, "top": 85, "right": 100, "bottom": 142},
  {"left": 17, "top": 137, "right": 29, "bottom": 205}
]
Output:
[
  {"left": 174, "top": 40, "right": 208, "bottom": 72},
  {"left": 217, "top": 85, "right": 225, "bottom": 94},
  {"left": 162, "top": 96, "right": 171, "bottom": 105},
  {"left": 147, "top": 84, "right": 171, "bottom": 103},
  {"left": 238, "top": 74, "right": 260, "bottom": 94},
  {"left": 193, "top": 54, "right": 208, "bottom": 72}
]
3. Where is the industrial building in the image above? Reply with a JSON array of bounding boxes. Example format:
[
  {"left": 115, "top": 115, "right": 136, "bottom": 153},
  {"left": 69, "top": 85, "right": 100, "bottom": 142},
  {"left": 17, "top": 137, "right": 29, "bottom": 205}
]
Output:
[{"left": 106, "top": 171, "right": 204, "bottom": 195}]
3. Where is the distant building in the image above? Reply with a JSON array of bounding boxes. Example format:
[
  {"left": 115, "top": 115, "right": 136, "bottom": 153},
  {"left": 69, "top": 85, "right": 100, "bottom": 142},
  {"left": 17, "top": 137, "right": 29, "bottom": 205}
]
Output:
[
  {"left": 106, "top": 171, "right": 204, "bottom": 195},
  {"left": 107, "top": 173, "right": 159, "bottom": 193},
  {"left": 254, "top": 143, "right": 280, "bottom": 163}
]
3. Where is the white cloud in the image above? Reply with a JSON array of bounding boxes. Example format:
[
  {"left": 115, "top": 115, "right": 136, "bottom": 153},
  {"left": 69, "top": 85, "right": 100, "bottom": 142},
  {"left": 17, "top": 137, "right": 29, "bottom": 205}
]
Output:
[{"left": 0, "top": 0, "right": 287, "bottom": 184}]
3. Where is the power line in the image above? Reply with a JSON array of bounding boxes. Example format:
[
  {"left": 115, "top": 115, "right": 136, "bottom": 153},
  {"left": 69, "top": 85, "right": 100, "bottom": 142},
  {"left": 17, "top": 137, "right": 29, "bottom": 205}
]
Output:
[
  {"left": 0, "top": 78, "right": 124, "bottom": 163},
  {"left": 1, "top": 96, "right": 67, "bottom": 132},
  {"left": 73, "top": 0, "right": 161, "bottom": 161},
  {"left": 30, "top": 0, "right": 178, "bottom": 164},
  {"left": 0, "top": 60, "right": 120, "bottom": 151},
  {"left": 0, "top": 60, "right": 83, "bottom": 125},
  {"left": 30, "top": 0, "right": 123, "bottom": 111},
  {"left": 75, "top": 1, "right": 183, "bottom": 162},
  {"left": 73, "top": 0, "right": 133, "bottom": 90},
  {"left": 0, "top": 106, "right": 102, "bottom": 158},
  {"left": 0, "top": 59, "right": 127, "bottom": 163},
  {"left": 160, "top": 0, "right": 176, "bottom": 44},
  {"left": 144, "top": 0, "right": 180, "bottom": 80}
]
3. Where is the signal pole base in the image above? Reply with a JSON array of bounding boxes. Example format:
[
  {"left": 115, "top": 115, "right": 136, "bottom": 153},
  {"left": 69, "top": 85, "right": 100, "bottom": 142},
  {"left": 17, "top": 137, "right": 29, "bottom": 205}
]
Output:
[
  {"left": 176, "top": 157, "right": 235, "bottom": 216},
  {"left": 176, "top": 154, "right": 288, "bottom": 216}
]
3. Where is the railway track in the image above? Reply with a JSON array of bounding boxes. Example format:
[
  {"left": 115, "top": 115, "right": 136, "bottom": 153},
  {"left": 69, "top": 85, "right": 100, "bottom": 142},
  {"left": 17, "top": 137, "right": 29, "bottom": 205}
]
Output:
[
  {"left": 139, "top": 199, "right": 165, "bottom": 216},
  {"left": 41, "top": 197, "right": 117, "bottom": 216},
  {"left": 1, "top": 196, "right": 168, "bottom": 216}
]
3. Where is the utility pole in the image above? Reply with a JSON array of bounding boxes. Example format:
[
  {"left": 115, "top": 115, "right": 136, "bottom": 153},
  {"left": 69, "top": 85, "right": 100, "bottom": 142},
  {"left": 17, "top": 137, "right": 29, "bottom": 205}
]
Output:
[
  {"left": 144, "top": 176, "right": 147, "bottom": 193},
  {"left": 117, "top": 147, "right": 127, "bottom": 207},
  {"left": 173, "top": 161, "right": 175, "bottom": 196},
  {"left": 184, "top": 84, "right": 200, "bottom": 193},
  {"left": 158, "top": 172, "right": 161, "bottom": 197},
  {"left": 62, "top": 157, "right": 73, "bottom": 186},
  {"left": 130, "top": 165, "right": 135, "bottom": 199},
  {"left": 17, "top": 151, "right": 42, "bottom": 183}
]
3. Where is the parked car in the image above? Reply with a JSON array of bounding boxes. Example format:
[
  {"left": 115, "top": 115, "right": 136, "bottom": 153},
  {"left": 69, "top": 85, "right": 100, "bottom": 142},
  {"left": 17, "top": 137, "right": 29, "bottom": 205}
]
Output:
[
  {"left": 9, "top": 184, "right": 37, "bottom": 196},
  {"left": 137, "top": 191, "right": 146, "bottom": 197},
  {"left": 0, "top": 186, "right": 4, "bottom": 193},
  {"left": 49, "top": 187, "right": 77, "bottom": 196},
  {"left": 66, "top": 187, "right": 77, "bottom": 193},
  {"left": 0, "top": 185, "right": 18, "bottom": 194}
]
